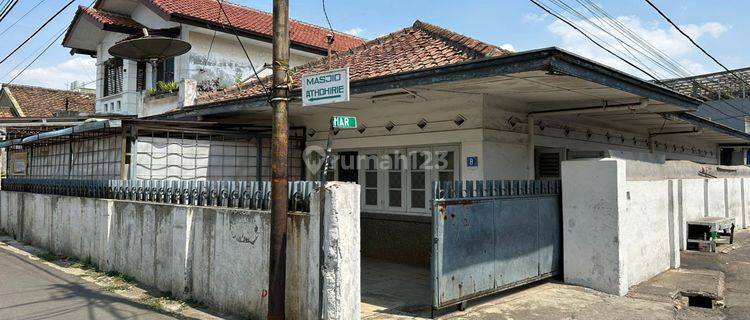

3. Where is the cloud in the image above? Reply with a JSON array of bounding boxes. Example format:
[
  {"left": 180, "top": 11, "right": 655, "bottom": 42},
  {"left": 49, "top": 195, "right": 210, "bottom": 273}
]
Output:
[
  {"left": 344, "top": 27, "right": 364, "bottom": 37},
  {"left": 499, "top": 43, "right": 516, "bottom": 52},
  {"left": 523, "top": 12, "right": 549, "bottom": 23},
  {"left": 546, "top": 15, "right": 730, "bottom": 78},
  {"left": 7, "top": 57, "right": 96, "bottom": 89}
]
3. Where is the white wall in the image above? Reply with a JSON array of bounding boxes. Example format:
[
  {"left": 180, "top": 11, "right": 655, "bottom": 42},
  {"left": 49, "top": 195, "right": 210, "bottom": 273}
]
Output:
[
  {"left": 561, "top": 158, "right": 626, "bottom": 295},
  {"left": 562, "top": 158, "right": 750, "bottom": 296},
  {"left": 622, "top": 180, "right": 672, "bottom": 288},
  {"left": 0, "top": 184, "right": 361, "bottom": 319}
]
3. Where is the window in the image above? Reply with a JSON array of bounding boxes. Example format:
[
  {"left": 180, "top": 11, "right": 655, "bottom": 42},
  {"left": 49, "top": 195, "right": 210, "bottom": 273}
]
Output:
[
  {"left": 535, "top": 147, "right": 563, "bottom": 179},
  {"left": 136, "top": 61, "right": 147, "bottom": 91},
  {"left": 103, "top": 58, "right": 123, "bottom": 96},
  {"left": 154, "top": 57, "right": 175, "bottom": 84},
  {"left": 357, "top": 145, "right": 459, "bottom": 214}
]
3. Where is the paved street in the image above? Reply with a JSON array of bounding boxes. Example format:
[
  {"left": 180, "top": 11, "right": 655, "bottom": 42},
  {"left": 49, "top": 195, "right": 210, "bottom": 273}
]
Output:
[{"left": 0, "top": 248, "right": 176, "bottom": 320}]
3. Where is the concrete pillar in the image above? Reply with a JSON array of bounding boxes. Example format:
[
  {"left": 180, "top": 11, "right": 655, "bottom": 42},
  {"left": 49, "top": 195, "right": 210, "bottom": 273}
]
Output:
[
  {"left": 562, "top": 158, "right": 627, "bottom": 295},
  {"left": 311, "top": 182, "right": 361, "bottom": 319}
]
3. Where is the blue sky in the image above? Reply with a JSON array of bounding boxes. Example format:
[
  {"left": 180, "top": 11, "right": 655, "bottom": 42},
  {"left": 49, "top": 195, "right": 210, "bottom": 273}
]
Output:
[{"left": 1, "top": 0, "right": 748, "bottom": 89}]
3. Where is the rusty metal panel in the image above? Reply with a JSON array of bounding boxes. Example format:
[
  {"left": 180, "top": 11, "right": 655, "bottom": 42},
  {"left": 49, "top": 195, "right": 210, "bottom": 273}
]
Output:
[
  {"left": 431, "top": 180, "right": 562, "bottom": 311},
  {"left": 538, "top": 196, "right": 562, "bottom": 275},
  {"left": 432, "top": 199, "right": 495, "bottom": 307},
  {"left": 493, "top": 198, "right": 540, "bottom": 287}
]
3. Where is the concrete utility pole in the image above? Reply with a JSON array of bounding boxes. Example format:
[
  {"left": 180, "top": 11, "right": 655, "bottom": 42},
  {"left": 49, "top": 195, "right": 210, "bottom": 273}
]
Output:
[{"left": 268, "top": 0, "right": 290, "bottom": 318}]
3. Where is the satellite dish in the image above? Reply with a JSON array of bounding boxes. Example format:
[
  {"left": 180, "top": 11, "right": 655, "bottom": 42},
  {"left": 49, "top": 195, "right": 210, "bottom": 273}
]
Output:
[{"left": 108, "top": 29, "right": 191, "bottom": 63}]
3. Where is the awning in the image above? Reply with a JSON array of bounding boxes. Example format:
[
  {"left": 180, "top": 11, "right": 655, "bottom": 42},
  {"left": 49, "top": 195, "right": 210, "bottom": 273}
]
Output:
[{"left": 0, "top": 119, "right": 122, "bottom": 148}]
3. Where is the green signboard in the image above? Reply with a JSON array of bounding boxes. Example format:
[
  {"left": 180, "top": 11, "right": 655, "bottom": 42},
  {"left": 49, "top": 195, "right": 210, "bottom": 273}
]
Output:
[{"left": 332, "top": 116, "right": 358, "bottom": 129}]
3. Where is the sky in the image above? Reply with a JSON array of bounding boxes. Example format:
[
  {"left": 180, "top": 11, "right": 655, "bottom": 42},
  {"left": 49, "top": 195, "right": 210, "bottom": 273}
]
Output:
[{"left": 1, "top": 0, "right": 749, "bottom": 89}]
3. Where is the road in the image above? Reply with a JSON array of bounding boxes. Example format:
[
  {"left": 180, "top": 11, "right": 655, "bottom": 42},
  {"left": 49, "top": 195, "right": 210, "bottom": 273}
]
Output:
[{"left": 0, "top": 247, "right": 176, "bottom": 320}]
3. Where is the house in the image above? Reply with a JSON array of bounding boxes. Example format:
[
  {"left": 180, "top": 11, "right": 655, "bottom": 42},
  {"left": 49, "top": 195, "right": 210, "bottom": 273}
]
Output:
[
  {"left": 3, "top": 0, "right": 750, "bottom": 313},
  {"left": 62, "top": 0, "right": 365, "bottom": 117},
  {"left": 0, "top": 83, "right": 95, "bottom": 118},
  {"left": 0, "top": 83, "right": 95, "bottom": 177},
  {"left": 662, "top": 68, "right": 750, "bottom": 165}
]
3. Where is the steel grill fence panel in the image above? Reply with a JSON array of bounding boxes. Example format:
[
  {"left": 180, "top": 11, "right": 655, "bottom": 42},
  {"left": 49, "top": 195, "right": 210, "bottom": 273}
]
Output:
[
  {"left": 1, "top": 178, "right": 320, "bottom": 212},
  {"left": 433, "top": 179, "right": 561, "bottom": 200}
]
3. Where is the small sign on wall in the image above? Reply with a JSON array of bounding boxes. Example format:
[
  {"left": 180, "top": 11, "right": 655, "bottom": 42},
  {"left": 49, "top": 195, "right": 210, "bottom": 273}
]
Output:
[
  {"left": 467, "top": 156, "right": 479, "bottom": 167},
  {"left": 302, "top": 67, "right": 350, "bottom": 106}
]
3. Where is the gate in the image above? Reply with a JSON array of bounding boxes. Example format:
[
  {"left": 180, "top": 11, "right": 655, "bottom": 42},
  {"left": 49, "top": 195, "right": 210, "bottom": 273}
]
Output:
[{"left": 431, "top": 180, "right": 562, "bottom": 311}]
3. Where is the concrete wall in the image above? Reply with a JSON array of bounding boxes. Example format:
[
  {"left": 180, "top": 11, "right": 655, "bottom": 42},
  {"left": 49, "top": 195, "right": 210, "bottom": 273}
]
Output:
[
  {"left": 0, "top": 182, "right": 361, "bottom": 319},
  {"left": 562, "top": 158, "right": 750, "bottom": 296}
]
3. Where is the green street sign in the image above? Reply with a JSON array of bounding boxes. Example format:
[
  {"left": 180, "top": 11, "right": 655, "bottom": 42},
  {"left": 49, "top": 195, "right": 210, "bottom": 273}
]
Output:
[{"left": 332, "top": 116, "right": 358, "bottom": 129}]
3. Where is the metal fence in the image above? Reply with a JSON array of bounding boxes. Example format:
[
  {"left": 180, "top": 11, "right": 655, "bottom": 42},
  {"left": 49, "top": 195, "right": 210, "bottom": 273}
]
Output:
[
  {"left": 1, "top": 178, "right": 320, "bottom": 212},
  {"left": 433, "top": 179, "right": 562, "bottom": 199}
]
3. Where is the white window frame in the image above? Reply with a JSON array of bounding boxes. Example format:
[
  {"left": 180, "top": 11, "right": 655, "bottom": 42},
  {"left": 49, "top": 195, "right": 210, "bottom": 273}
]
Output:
[{"left": 355, "top": 145, "right": 460, "bottom": 215}]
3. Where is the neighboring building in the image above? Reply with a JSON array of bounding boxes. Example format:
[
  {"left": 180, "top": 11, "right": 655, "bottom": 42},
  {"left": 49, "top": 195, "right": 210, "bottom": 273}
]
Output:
[
  {"left": 0, "top": 83, "right": 95, "bottom": 177},
  {"left": 0, "top": 83, "right": 95, "bottom": 118},
  {"left": 5, "top": 9, "right": 750, "bottom": 314},
  {"left": 663, "top": 68, "right": 750, "bottom": 165},
  {"left": 62, "top": 0, "right": 365, "bottom": 117}
]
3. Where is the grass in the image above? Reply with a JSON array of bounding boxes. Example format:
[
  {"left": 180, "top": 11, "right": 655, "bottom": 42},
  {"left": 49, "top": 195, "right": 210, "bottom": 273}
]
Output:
[
  {"left": 102, "top": 283, "right": 130, "bottom": 292},
  {"left": 37, "top": 251, "right": 61, "bottom": 262},
  {"left": 105, "top": 271, "right": 135, "bottom": 283}
]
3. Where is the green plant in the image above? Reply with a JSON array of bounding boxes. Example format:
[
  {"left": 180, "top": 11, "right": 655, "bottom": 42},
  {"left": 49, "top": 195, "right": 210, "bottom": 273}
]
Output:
[
  {"left": 146, "top": 87, "right": 158, "bottom": 96},
  {"left": 156, "top": 81, "right": 179, "bottom": 93}
]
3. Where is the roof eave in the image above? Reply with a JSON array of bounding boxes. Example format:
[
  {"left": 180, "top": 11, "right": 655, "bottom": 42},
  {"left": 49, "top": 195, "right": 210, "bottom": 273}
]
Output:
[
  {"left": 664, "top": 112, "right": 750, "bottom": 143},
  {"left": 155, "top": 48, "right": 704, "bottom": 120}
]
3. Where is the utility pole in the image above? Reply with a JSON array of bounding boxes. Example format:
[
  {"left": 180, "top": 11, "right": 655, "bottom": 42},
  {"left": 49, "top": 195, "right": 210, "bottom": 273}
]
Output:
[{"left": 268, "top": 0, "right": 290, "bottom": 319}]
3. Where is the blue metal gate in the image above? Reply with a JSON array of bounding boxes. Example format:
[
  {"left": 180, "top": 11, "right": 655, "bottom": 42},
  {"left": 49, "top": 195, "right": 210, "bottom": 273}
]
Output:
[{"left": 431, "top": 180, "right": 562, "bottom": 310}]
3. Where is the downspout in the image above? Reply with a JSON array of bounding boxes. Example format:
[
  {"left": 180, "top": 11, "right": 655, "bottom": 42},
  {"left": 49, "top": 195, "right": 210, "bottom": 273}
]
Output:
[{"left": 528, "top": 115, "right": 535, "bottom": 180}]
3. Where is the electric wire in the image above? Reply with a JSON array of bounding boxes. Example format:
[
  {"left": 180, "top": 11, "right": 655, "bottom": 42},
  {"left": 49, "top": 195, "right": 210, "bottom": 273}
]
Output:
[
  {"left": 7, "top": 28, "right": 66, "bottom": 85},
  {"left": 0, "top": 0, "right": 46, "bottom": 38},
  {"left": 644, "top": 0, "right": 750, "bottom": 88},
  {"left": 0, "top": 0, "right": 19, "bottom": 24},
  {"left": 534, "top": 0, "right": 750, "bottom": 121},
  {"left": 0, "top": 0, "right": 76, "bottom": 66},
  {"left": 216, "top": 0, "right": 269, "bottom": 95}
]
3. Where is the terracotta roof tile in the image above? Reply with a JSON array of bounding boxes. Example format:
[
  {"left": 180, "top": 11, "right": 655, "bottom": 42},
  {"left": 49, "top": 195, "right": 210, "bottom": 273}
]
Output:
[
  {"left": 144, "top": 0, "right": 365, "bottom": 52},
  {"left": 196, "top": 20, "right": 512, "bottom": 105},
  {"left": 3, "top": 84, "right": 95, "bottom": 118},
  {"left": 82, "top": 6, "right": 143, "bottom": 31}
]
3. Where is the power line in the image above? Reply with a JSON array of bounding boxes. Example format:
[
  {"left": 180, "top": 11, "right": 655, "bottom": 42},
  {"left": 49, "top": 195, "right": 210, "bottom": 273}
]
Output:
[
  {"left": 529, "top": 0, "right": 666, "bottom": 84},
  {"left": 0, "top": 0, "right": 45, "bottom": 38},
  {"left": 7, "top": 28, "right": 66, "bottom": 85},
  {"left": 0, "top": 0, "right": 19, "bottom": 24},
  {"left": 531, "top": 0, "right": 749, "bottom": 121},
  {"left": 644, "top": 0, "right": 750, "bottom": 88},
  {"left": 0, "top": 0, "right": 76, "bottom": 66},
  {"left": 216, "top": 0, "right": 269, "bottom": 95}
]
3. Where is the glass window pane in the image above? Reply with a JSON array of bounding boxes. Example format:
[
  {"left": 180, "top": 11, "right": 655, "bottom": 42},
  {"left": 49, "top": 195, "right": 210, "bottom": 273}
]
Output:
[
  {"left": 439, "top": 171, "right": 454, "bottom": 182},
  {"left": 366, "top": 154, "right": 377, "bottom": 170},
  {"left": 365, "top": 189, "right": 378, "bottom": 206},
  {"left": 411, "top": 171, "right": 425, "bottom": 189},
  {"left": 365, "top": 172, "right": 377, "bottom": 188},
  {"left": 411, "top": 151, "right": 426, "bottom": 170},
  {"left": 389, "top": 171, "right": 401, "bottom": 188},
  {"left": 411, "top": 190, "right": 425, "bottom": 208},
  {"left": 389, "top": 190, "right": 401, "bottom": 207}
]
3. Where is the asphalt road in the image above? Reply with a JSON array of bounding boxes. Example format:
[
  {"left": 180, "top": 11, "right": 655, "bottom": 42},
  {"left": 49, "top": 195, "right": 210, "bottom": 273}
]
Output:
[{"left": 0, "top": 248, "right": 176, "bottom": 320}]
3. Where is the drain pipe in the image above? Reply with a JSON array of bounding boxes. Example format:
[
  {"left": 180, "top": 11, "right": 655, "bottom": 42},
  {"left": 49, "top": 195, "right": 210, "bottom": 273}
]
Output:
[
  {"left": 648, "top": 128, "right": 703, "bottom": 153},
  {"left": 528, "top": 99, "right": 648, "bottom": 117},
  {"left": 528, "top": 115, "right": 535, "bottom": 180}
]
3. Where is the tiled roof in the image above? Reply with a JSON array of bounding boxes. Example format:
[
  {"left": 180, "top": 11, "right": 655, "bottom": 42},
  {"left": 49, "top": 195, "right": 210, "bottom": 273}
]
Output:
[
  {"left": 2, "top": 84, "right": 95, "bottom": 118},
  {"left": 135, "top": 0, "right": 364, "bottom": 52},
  {"left": 81, "top": 6, "right": 143, "bottom": 31},
  {"left": 198, "top": 20, "right": 512, "bottom": 105}
]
